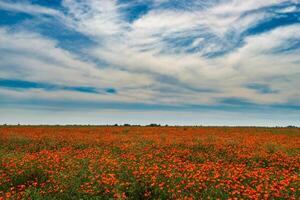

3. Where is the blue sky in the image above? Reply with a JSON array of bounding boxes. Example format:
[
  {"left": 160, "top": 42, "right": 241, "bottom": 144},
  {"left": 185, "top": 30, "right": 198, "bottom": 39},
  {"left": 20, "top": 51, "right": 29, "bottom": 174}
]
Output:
[{"left": 0, "top": 0, "right": 300, "bottom": 126}]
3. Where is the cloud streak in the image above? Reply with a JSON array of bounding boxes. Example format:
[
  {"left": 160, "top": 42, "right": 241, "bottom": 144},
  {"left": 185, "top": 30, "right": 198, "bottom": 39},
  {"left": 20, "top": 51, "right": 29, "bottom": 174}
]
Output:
[{"left": 0, "top": 0, "right": 62, "bottom": 16}]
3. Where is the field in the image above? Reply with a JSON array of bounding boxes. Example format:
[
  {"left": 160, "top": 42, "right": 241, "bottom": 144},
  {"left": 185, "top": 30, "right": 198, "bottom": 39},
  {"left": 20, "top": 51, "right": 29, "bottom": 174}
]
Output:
[{"left": 0, "top": 126, "right": 299, "bottom": 200}]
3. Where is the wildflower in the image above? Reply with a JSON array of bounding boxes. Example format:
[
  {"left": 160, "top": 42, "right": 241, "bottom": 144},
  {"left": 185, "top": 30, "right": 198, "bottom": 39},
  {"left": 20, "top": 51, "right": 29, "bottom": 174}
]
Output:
[{"left": 5, "top": 192, "right": 11, "bottom": 198}]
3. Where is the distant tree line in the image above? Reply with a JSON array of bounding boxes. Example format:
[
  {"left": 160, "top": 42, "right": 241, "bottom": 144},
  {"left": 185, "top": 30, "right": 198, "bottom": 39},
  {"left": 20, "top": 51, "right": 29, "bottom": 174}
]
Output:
[{"left": 0, "top": 124, "right": 299, "bottom": 128}]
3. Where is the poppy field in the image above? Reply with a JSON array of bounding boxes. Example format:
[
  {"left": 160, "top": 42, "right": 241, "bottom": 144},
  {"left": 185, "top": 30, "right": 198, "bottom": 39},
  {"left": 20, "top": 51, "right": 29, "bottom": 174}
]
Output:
[{"left": 0, "top": 126, "right": 299, "bottom": 199}]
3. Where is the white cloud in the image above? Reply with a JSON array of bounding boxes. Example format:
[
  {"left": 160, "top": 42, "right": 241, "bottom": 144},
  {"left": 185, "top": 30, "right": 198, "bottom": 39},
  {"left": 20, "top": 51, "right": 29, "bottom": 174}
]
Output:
[
  {"left": 0, "top": 28, "right": 157, "bottom": 104},
  {"left": 0, "top": 0, "right": 300, "bottom": 110},
  {"left": 62, "top": 0, "right": 128, "bottom": 37},
  {"left": 278, "top": 6, "right": 298, "bottom": 13},
  {"left": 0, "top": 0, "right": 62, "bottom": 16}
]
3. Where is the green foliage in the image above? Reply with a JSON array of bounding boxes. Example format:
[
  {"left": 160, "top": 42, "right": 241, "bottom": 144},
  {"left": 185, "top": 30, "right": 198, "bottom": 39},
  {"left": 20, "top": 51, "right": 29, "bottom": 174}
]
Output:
[{"left": 0, "top": 167, "right": 48, "bottom": 192}]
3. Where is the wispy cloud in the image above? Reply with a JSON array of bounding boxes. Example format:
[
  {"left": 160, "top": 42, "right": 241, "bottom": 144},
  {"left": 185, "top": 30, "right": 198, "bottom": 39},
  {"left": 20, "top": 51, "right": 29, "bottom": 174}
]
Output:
[
  {"left": 0, "top": 0, "right": 62, "bottom": 16},
  {"left": 0, "top": 0, "right": 300, "bottom": 124}
]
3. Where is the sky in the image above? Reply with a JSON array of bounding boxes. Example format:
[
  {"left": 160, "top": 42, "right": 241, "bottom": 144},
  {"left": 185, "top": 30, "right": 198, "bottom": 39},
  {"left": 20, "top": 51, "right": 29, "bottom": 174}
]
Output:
[{"left": 0, "top": 0, "right": 300, "bottom": 126}]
